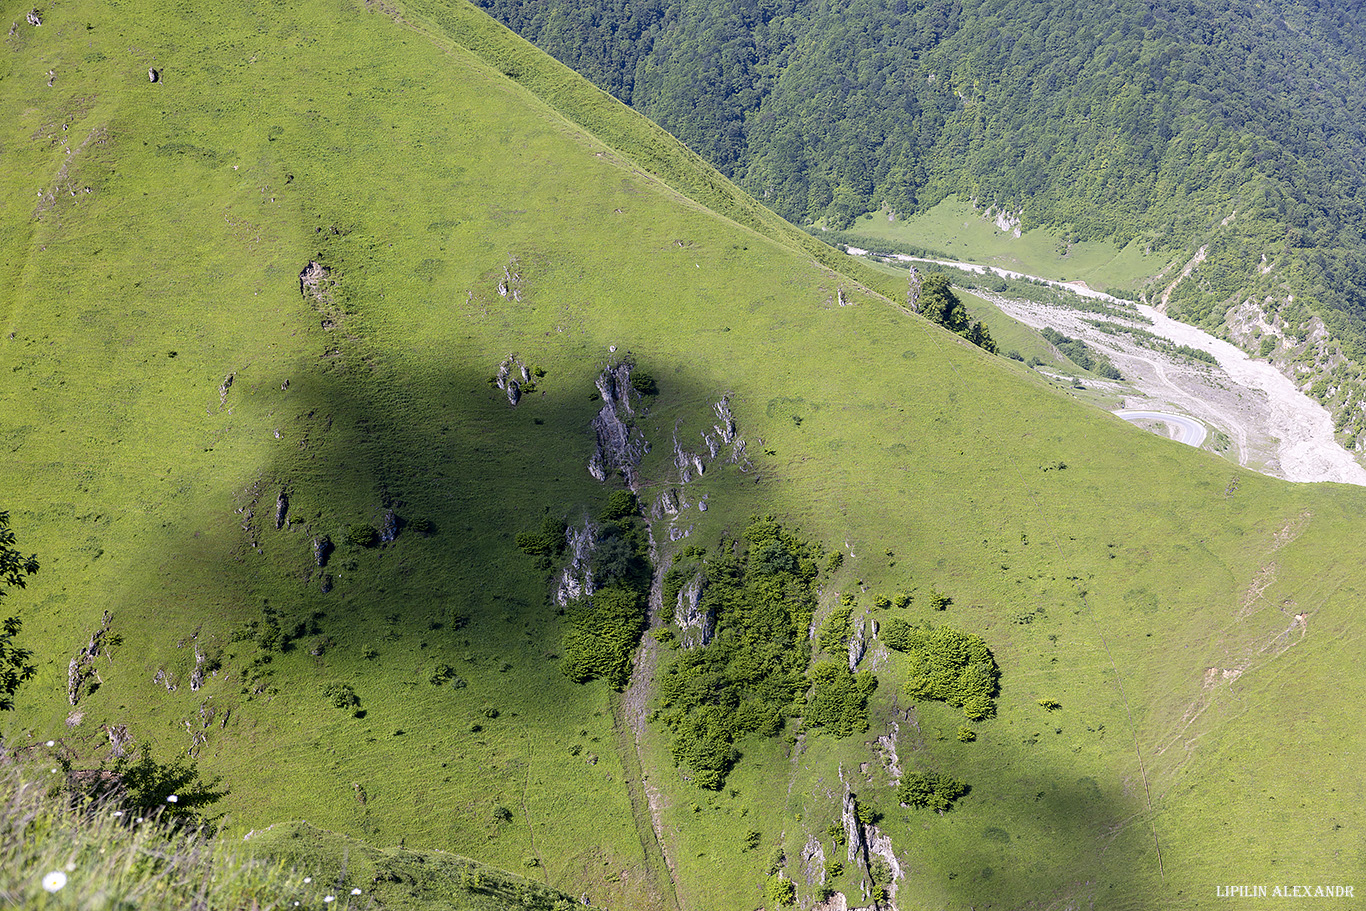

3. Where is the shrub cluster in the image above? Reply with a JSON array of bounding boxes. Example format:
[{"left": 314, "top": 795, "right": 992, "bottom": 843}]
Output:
[
  {"left": 897, "top": 771, "right": 969, "bottom": 812},
  {"left": 657, "top": 518, "right": 821, "bottom": 789},
  {"left": 561, "top": 586, "right": 647, "bottom": 689},
  {"left": 882, "top": 620, "right": 999, "bottom": 720},
  {"left": 804, "top": 661, "right": 877, "bottom": 736},
  {"left": 816, "top": 594, "right": 855, "bottom": 654},
  {"left": 515, "top": 514, "right": 568, "bottom": 571}
]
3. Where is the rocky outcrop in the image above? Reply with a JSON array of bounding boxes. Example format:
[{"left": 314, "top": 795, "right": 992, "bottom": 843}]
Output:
[
  {"left": 906, "top": 267, "right": 922, "bottom": 313},
  {"left": 274, "top": 489, "right": 288, "bottom": 529},
  {"left": 800, "top": 832, "right": 828, "bottom": 893},
  {"left": 26, "top": 9, "right": 41, "bottom": 26},
  {"left": 380, "top": 509, "right": 399, "bottom": 543},
  {"left": 68, "top": 611, "right": 114, "bottom": 706},
  {"left": 497, "top": 257, "right": 524, "bottom": 301},
  {"left": 312, "top": 535, "right": 333, "bottom": 567},
  {"left": 588, "top": 362, "right": 647, "bottom": 489},
  {"left": 492, "top": 354, "right": 532, "bottom": 407},
  {"left": 848, "top": 616, "right": 868, "bottom": 671},
  {"left": 556, "top": 519, "right": 598, "bottom": 606},
  {"left": 673, "top": 432, "right": 706, "bottom": 484},
  {"left": 875, "top": 722, "right": 902, "bottom": 783},
  {"left": 842, "top": 786, "right": 868, "bottom": 868},
  {"left": 676, "top": 572, "right": 712, "bottom": 647},
  {"left": 299, "top": 261, "right": 329, "bottom": 299}
]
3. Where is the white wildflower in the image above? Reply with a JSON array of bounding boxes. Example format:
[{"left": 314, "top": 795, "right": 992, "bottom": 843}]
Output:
[
  {"left": 42, "top": 871, "right": 67, "bottom": 892},
  {"left": 351, "top": 888, "right": 362, "bottom": 895},
  {"left": 166, "top": 794, "right": 179, "bottom": 803}
]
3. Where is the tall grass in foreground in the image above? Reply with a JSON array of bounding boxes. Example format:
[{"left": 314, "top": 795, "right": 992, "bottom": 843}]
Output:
[{"left": 0, "top": 749, "right": 319, "bottom": 911}]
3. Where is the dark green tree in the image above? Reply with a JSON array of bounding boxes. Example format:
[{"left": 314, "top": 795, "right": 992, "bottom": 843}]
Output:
[{"left": 0, "top": 511, "right": 38, "bottom": 711}]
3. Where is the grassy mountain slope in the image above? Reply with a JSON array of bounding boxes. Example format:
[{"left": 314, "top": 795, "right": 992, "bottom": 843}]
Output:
[{"left": 1, "top": 1, "right": 1364, "bottom": 909}]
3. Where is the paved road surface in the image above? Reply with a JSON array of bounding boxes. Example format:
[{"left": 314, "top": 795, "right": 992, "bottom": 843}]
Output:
[{"left": 1114, "top": 410, "right": 1207, "bottom": 448}]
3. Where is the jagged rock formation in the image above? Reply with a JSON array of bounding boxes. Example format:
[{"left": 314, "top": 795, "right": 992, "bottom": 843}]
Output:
[
  {"left": 676, "top": 571, "right": 712, "bottom": 648},
  {"left": 493, "top": 353, "right": 531, "bottom": 406},
  {"left": 875, "top": 721, "right": 902, "bottom": 783},
  {"left": 298, "top": 260, "right": 329, "bottom": 299},
  {"left": 105, "top": 723, "right": 131, "bottom": 759},
  {"left": 68, "top": 611, "right": 114, "bottom": 706},
  {"left": 906, "top": 266, "right": 922, "bottom": 313},
  {"left": 842, "top": 785, "right": 868, "bottom": 869},
  {"left": 496, "top": 257, "right": 524, "bottom": 301},
  {"left": 380, "top": 509, "right": 399, "bottom": 543},
  {"left": 555, "top": 519, "right": 598, "bottom": 606},
  {"left": 848, "top": 616, "right": 867, "bottom": 671},
  {"left": 312, "top": 535, "right": 333, "bottom": 567},
  {"left": 673, "top": 431, "right": 706, "bottom": 484},
  {"left": 800, "top": 833, "right": 827, "bottom": 895},
  {"left": 274, "top": 489, "right": 288, "bottom": 529},
  {"left": 588, "top": 362, "right": 647, "bottom": 489}
]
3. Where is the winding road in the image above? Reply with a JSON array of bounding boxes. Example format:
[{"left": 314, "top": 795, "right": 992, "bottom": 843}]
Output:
[{"left": 1114, "top": 410, "right": 1208, "bottom": 448}]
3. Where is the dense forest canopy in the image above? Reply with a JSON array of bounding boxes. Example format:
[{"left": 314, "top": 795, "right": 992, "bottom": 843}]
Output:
[{"left": 478, "top": 0, "right": 1366, "bottom": 346}]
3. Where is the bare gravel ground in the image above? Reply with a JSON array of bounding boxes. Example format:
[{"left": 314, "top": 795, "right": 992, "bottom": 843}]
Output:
[{"left": 985, "top": 293, "right": 1366, "bottom": 486}]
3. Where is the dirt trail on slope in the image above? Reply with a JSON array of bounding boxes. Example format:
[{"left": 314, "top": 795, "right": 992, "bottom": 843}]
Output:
[{"left": 612, "top": 547, "right": 682, "bottom": 911}]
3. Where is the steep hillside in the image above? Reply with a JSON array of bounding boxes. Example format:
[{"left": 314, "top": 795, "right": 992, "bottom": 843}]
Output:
[
  {"left": 477, "top": 0, "right": 1366, "bottom": 443},
  {"left": 2, "top": 1, "right": 1365, "bottom": 909}
]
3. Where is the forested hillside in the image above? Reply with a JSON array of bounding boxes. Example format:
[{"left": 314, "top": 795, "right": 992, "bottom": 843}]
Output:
[{"left": 478, "top": 0, "right": 1366, "bottom": 430}]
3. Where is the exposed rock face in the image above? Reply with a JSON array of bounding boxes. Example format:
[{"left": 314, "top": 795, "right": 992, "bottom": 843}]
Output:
[
  {"left": 673, "top": 433, "right": 705, "bottom": 484},
  {"left": 380, "top": 509, "right": 399, "bottom": 543},
  {"left": 556, "top": 519, "right": 598, "bottom": 606},
  {"left": 800, "top": 832, "right": 827, "bottom": 892},
  {"left": 497, "top": 258, "right": 524, "bottom": 301},
  {"left": 652, "top": 488, "right": 680, "bottom": 517},
  {"left": 312, "top": 535, "right": 333, "bottom": 567},
  {"left": 218, "top": 372, "right": 234, "bottom": 405},
  {"left": 68, "top": 611, "right": 114, "bottom": 706},
  {"left": 907, "top": 266, "right": 923, "bottom": 313},
  {"left": 26, "top": 9, "right": 41, "bottom": 26},
  {"left": 189, "top": 642, "right": 208, "bottom": 691},
  {"left": 866, "top": 826, "right": 904, "bottom": 905},
  {"left": 876, "top": 721, "right": 903, "bottom": 782},
  {"left": 299, "top": 261, "right": 329, "bottom": 298},
  {"left": 148, "top": 67, "right": 159, "bottom": 83},
  {"left": 842, "top": 786, "right": 868, "bottom": 868},
  {"left": 676, "top": 572, "right": 713, "bottom": 647},
  {"left": 105, "top": 723, "right": 131, "bottom": 758},
  {"left": 848, "top": 616, "right": 868, "bottom": 671},
  {"left": 274, "top": 489, "right": 288, "bottom": 529},
  {"left": 493, "top": 354, "right": 531, "bottom": 406},
  {"left": 588, "top": 362, "right": 647, "bottom": 489}
]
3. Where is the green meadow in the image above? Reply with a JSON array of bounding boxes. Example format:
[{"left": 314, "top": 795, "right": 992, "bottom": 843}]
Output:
[
  {"left": 840, "top": 198, "right": 1168, "bottom": 294},
  {"left": 1, "top": 1, "right": 1364, "bottom": 909}
]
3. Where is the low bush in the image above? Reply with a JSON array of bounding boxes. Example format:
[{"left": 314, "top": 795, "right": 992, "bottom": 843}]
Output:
[
  {"left": 561, "top": 586, "right": 646, "bottom": 689},
  {"left": 898, "top": 771, "right": 970, "bottom": 812},
  {"left": 805, "top": 661, "right": 877, "bottom": 736},
  {"left": 882, "top": 620, "right": 999, "bottom": 719},
  {"left": 346, "top": 523, "right": 379, "bottom": 548}
]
